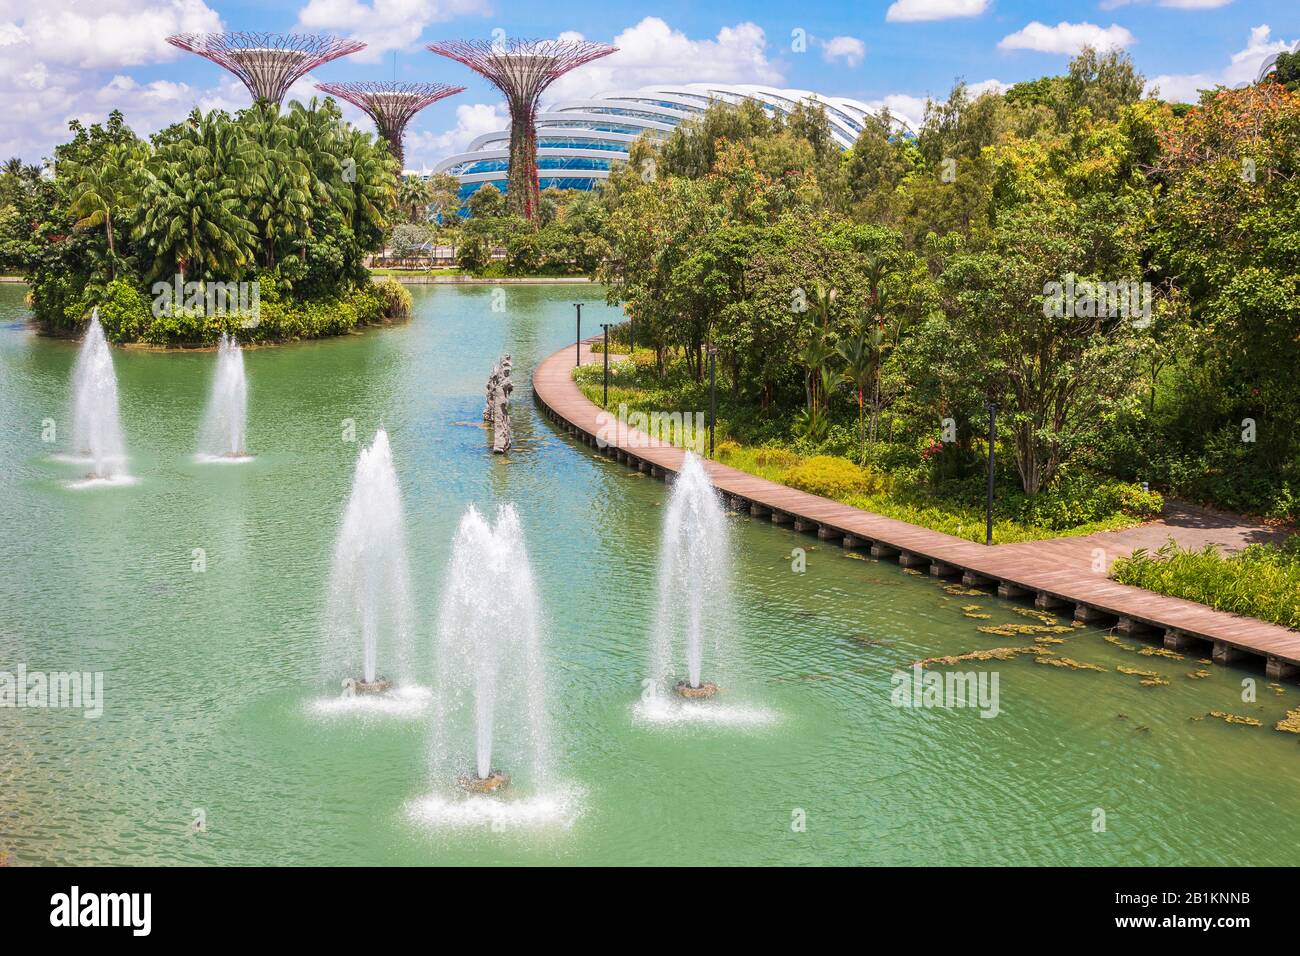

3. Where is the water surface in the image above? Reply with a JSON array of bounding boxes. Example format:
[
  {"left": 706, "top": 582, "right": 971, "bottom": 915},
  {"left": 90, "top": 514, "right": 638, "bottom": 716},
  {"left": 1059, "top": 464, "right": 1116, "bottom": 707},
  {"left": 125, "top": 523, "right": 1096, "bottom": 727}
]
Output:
[{"left": 0, "top": 282, "right": 1296, "bottom": 865}]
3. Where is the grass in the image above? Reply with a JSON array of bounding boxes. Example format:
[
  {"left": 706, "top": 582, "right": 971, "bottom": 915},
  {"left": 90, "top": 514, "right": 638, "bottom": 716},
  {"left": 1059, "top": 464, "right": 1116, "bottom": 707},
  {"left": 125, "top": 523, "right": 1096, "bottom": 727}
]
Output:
[
  {"left": 572, "top": 356, "right": 1154, "bottom": 545},
  {"left": 1112, "top": 540, "right": 1300, "bottom": 630}
]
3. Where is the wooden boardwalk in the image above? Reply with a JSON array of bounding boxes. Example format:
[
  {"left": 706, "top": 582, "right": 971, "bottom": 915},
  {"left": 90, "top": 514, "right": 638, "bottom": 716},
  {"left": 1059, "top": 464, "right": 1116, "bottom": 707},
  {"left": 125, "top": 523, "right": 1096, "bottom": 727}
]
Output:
[{"left": 533, "top": 340, "right": 1300, "bottom": 676}]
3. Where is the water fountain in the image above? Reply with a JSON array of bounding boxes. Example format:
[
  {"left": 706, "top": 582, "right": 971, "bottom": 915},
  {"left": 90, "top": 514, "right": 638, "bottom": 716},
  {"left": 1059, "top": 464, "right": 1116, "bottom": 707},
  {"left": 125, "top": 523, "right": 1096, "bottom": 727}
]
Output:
[
  {"left": 197, "top": 332, "right": 250, "bottom": 461},
  {"left": 324, "top": 429, "right": 415, "bottom": 694},
  {"left": 69, "top": 309, "right": 129, "bottom": 483},
  {"left": 432, "top": 504, "right": 548, "bottom": 793},
  {"left": 652, "top": 452, "right": 733, "bottom": 700}
]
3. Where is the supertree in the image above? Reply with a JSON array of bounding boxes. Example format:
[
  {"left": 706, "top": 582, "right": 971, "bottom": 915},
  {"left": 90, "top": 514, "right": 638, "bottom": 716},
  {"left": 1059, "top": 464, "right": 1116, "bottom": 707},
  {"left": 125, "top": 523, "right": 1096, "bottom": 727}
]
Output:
[
  {"left": 315, "top": 81, "right": 464, "bottom": 170},
  {"left": 427, "top": 38, "right": 616, "bottom": 220},
  {"left": 167, "top": 32, "right": 367, "bottom": 106}
]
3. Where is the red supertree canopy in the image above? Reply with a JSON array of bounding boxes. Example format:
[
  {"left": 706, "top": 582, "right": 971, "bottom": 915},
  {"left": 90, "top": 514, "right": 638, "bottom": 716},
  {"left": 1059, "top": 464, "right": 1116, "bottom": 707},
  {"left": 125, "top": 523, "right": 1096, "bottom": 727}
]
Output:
[
  {"left": 167, "top": 32, "right": 367, "bottom": 106},
  {"left": 427, "top": 38, "right": 616, "bottom": 219},
  {"left": 316, "top": 81, "right": 464, "bottom": 170}
]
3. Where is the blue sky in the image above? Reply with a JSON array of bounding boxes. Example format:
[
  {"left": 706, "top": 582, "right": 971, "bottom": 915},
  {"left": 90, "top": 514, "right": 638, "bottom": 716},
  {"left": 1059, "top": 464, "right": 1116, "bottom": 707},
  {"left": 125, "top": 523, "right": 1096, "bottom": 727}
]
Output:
[{"left": 0, "top": 0, "right": 1294, "bottom": 167}]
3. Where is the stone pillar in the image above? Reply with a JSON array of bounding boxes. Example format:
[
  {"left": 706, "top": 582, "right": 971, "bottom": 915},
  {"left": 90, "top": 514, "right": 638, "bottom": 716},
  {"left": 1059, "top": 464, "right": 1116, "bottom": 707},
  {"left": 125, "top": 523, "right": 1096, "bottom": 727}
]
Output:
[
  {"left": 843, "top": 535, "right": 867, "bottom": 549},
  {"left": 871, "top": 543, "right": 899, "bottom": 559},
  {"left": 1163, "top": 629, "right": 1195, "bottom": 651},
  {"left": 817, "top": 525, "right": 839, "bottom": 540},
  {"left": 771, "top": 511, "right": 792, "bottom": 525},
  {"left": 488, "top": 354, "right": 513, "bottom": 454},
  {"left": 1035, "top": 592, "right": 1068, "bottom": 610},
  {"left": 1266, "top": 656, "right": 1300, "bottom": 681},
  {"left": 929, "top": 561, "right": 958, "bottom": 578},
  {"left": 1074, "top": 604, "right": 1110, "bottom": 625},
  {"left": 997, "top": 582, "right": 1029, "bottom": 600},
  {"left": 1212, "top": 641, "right": 1245, "bottom": 666}
]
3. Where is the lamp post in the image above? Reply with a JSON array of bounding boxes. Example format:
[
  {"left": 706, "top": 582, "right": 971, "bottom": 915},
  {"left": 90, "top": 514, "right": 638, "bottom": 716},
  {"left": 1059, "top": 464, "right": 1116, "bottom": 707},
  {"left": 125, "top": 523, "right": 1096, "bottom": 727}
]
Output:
[
  {"left": 985, "top": 401, "right": 999, "bottom": 546},
  {"left": 601, "top": 323, "right": 612, "bottom": 408},
  {"left": 707, "top": 343, "right": 717, "bottom": 458},
  {"left": 573, "top": 303, "right": 582, "bottom": 366}
]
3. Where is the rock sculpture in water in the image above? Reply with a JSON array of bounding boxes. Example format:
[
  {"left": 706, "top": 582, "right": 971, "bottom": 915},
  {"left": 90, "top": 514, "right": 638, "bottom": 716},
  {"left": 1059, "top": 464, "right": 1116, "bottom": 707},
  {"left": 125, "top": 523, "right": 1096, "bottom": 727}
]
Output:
[{"left": 485, "top": 354, "right": 513, "bottom": 454}]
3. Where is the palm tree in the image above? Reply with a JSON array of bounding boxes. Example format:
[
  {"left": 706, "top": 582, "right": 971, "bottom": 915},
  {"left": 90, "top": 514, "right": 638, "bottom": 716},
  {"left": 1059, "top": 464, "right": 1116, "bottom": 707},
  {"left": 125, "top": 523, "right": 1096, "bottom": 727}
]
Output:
[
  {"left": 397, "top": 175, "right": 433, "bottom": 223},
  {"left": 837, "top": 323, "right": 879, "bottom": 463},
  {"left": 65, "top": 143, "right": 144, "bottom": 279}
]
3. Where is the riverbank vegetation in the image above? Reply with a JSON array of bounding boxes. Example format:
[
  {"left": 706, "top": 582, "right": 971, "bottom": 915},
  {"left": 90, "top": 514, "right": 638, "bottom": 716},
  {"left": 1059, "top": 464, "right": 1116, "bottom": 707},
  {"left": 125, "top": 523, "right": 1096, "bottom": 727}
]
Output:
[
  {"left": 0, "top": 102, "right": 404, "bottom": 344},
  {"left": 580, "top": 48, "right": 1299, "bottom": 531},
  {"left": 1112, "top": 540, "right": 1300, "bottom": 630}
]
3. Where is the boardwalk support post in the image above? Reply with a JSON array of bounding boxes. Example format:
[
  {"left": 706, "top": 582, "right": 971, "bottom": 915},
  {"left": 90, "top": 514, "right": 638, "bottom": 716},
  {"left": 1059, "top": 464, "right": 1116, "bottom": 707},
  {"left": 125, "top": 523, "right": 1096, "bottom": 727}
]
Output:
[
  {"left": 1036, "top": 592, "right": 1068, "bottom": 610},
  {"left": 871, "top": 543, "right": 899, "bottom": 559},
  {"left": 1266, "top": 656, "right": 1299, "bottom": 681},
  {"left": 1164, "top": 628, "right": 1194, "bottom": 651},
  {"left": 997, "top": 582, "right": 1030, "bottom": 600},
  {"left": 1213, "top": 641, "right": 1246, "bottom": 666},
  {"left": 929, "top": 561, "right": 959, "bottom": 578}
]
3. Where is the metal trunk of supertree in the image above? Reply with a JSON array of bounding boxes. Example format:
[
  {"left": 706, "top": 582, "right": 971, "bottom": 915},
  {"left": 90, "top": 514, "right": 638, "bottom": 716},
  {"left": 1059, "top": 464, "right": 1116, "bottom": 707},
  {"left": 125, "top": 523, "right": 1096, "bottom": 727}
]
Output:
[
  {"left": 167, "top": 32, "right": 366, "bottom": 106},
  {"left": 316, "top": 82, "right": 465, "bottom": 171},
  {"left": 427, "top": 38, "right": 616, "bottom": 220}
]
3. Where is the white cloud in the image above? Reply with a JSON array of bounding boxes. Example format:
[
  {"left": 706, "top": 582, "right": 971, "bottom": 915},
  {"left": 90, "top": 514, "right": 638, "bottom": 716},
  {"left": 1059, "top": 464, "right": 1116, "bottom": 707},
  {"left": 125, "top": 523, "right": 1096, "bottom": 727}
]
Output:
[
  {"left": 296, "top": 0, "right": 489, "bottom": 62},
  {"left": 5, "top": 0, "right": 222, "bottom": 69},
  {"left": 544, "top": 17, "right": 783, "bottom": 103},
  {"left": 403, "top": 102, "right": 508, "bottom": 171},
  {"left": 1147, "top": 24, "right": 1296, "bottom": 103},
  {"left": 885, "top": 0, "right": 990, "bottom": 23},
  {"left": 1103, "top": 0, "right": 1231, "bottom": 8},
  {"left": 998, "top": 21, "right": 1136, "bottom": 55},
  {"left": 0, "top": 0, "right": 224, "bottom": 161},
  {"left": 822, "top": 36, "right": 865, "bottom": 68}
]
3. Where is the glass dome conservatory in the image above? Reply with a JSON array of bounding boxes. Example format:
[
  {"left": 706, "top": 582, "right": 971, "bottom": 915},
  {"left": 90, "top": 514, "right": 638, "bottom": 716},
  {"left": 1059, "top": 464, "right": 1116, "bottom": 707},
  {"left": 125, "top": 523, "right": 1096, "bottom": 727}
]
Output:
[{"left": 431, "top": 83, "right": 906, "bottom": 206}]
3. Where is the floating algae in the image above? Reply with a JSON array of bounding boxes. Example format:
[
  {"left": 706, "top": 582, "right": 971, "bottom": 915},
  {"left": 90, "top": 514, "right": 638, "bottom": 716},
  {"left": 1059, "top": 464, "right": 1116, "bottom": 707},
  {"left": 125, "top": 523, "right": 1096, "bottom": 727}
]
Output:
[
  {"left": 918, "top": 646, "right": 1048, "bottom": 667},
  {"left": 1208, "top": 711, "right": 1262, "bottom": 727},
  {"left": 1140, "top": 676, "right": 1170, "bottom": 687},
  {"left": 1140, "top": 646, "right": 1185, "bottom": 661},
  {"left": 1187, "top": 669, "right": 1212, "bottom": 680},
  {"left": 1014, "top": 607, "right": 1060, "bottom": 625},
  {"left": 1104, "top": 635, "right": 1138, "bottom": 652},
  {"left": 1118, "top": 665, "right": 1160, "bottom": 678},
  {"left": 961, "top": 605, "right": 983, "bottom": 612},
  {"left": 1269, "top": 683, "right": 1286, "bottom": 696},
  {"left": 1034, "top": 636, "right": 1066, "bottom": 645},
  {"left": 943, "top": 584, "right": 984, "bottom": 596},
  {"left": 844, "top": 552, "right": 866, "bottom": 561},
  {"left": 1275, "top": 707, "right": 1300, "bottom": 735},
  {"left": 1035, "top": 657, "right": 1106, "bottom": 672},
  {"left": 964, "top": 612, "right": 992, "bottom": 620},
  {"left": 977, "top": 622, "right": 1076, "bottom": 638}
]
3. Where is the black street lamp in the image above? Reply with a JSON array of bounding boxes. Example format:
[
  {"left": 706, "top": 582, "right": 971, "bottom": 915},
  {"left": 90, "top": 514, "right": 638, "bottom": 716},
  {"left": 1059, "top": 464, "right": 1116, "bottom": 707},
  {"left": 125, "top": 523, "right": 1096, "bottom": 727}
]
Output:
[
  {"left": 985, "top": 401, "right": 999, "bottom": 546},
  {"left": 600, "top": 322, "right": 612, "bottom": 407},
  {"left": 707, "top": 343, "right": 717, "bottom": 457},
  {"left": 573, "top": 302, "right": 583, "bottom": 366}
]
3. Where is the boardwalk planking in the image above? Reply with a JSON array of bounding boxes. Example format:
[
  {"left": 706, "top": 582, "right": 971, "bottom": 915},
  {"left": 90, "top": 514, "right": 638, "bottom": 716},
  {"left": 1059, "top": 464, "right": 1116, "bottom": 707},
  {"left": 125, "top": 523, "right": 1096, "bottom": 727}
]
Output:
[{"left": 533, "top": 340, "right": 1300, "bottom": 670}]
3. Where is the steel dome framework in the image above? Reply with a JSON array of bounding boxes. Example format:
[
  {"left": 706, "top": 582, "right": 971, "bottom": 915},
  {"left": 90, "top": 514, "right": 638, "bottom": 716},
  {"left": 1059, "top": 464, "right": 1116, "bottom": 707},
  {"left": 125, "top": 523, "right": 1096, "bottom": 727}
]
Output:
[
  {"left": 427, "top": 38, "right": 617, "bottom": 219},
  {"left": 167, "top": 32, "right": 367, "bottom": 106},
  {"left": 316, "top": 81, "right": 465, "bottom": 169}
]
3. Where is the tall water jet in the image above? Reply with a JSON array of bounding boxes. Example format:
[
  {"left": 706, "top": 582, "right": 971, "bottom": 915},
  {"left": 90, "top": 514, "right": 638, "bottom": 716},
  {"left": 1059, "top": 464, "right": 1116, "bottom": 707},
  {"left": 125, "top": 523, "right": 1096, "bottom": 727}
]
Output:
[
  {"left": 652, "top": 452, "right": 733, "bottom": 699},
  {"left": 69, "top": 309, "right": 128, "bottom": 482},
  {"left": 197, "top": 333, "right": 250, "bottom": 461},
  {"left": 324, "top": 429, "right": 415, "bottom": 693},
  {"left": 433, "top": 504, "right": 548, "bottom": 793}
]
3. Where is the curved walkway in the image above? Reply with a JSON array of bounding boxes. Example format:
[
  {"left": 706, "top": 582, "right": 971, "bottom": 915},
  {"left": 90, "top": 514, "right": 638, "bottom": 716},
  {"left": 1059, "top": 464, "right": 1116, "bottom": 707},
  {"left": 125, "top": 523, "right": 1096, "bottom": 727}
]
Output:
[{"left": 532, "top": 340, "right": 1300, "bottom": 676}]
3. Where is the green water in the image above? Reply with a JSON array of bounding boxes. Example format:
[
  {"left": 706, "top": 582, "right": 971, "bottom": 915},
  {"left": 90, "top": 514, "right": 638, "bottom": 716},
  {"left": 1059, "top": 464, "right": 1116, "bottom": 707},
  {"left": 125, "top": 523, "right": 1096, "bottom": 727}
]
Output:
[{"left": 1, "top": 282, "right": 1298, "bottom": 866}]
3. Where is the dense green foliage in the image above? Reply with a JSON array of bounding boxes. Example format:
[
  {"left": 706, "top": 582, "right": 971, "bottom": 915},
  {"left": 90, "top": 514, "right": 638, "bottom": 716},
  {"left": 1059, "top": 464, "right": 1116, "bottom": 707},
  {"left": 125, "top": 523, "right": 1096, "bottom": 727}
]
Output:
[
  {"left": 3, "top": 101, "right": 397, "bottom": 343},
  {"left": 1112, "top": 539, "right": 1300, "bottom": 630},
  {"left": 588, "top": 48, "right": 1300, "bottom": 522}
]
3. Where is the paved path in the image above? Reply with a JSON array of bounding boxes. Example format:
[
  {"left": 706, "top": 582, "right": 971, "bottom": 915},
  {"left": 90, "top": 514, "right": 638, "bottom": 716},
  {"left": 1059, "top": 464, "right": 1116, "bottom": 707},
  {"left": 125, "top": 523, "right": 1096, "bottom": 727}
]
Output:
[{"left": 533, "top": 340, "right": 1300, "bottom": 673}]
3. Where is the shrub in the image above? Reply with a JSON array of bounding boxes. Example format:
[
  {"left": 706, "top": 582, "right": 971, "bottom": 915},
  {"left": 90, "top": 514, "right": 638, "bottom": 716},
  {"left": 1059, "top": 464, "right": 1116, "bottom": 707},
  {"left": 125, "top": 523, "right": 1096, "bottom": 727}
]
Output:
[
  {"left": 752, "top": 446, "right": 801, "bottom": 469},
  {"left": 786, "top": 455, "right": 881, "bottom": 499},
  {"left": 373, "top": 277, "right": 412, "bottom": 319},
  {"left": 1112, "top": 538, "right": 1300, "bottom": 630}
]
